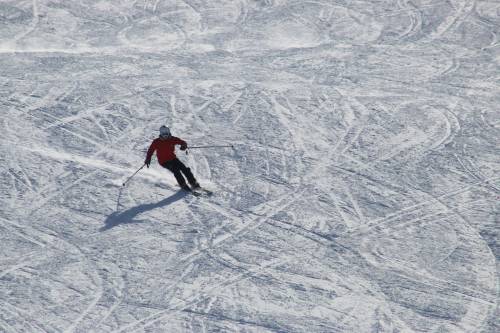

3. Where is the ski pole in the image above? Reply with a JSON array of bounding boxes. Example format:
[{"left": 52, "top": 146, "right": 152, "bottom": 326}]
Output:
[
  {"left": 122, "top": 164, "right": 145, "bottom": 187},
  {"left": 188, "top": 145, "right": 234, "bottom": 149}
]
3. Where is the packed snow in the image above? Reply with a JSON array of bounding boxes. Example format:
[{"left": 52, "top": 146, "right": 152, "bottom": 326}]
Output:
[{"left": 1, "top": 0, "right": 499, "bottom": 332}]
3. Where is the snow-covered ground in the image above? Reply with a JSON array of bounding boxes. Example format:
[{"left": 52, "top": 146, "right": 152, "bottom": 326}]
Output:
[{"left": 1, "top": 1, "right": 499, "bottom": 332}]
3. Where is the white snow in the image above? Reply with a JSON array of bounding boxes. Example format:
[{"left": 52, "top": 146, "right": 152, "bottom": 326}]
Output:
[{"left": 1, "top": 0, "right": 499, "bottom": 332}]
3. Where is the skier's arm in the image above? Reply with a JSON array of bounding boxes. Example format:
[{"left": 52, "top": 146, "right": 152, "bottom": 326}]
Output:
[
  {"left": 144, "top": 140, "right": 157, "bottom": 167},
  {"left": 173, "top": 137, "right": 188, "bottom": 150}
]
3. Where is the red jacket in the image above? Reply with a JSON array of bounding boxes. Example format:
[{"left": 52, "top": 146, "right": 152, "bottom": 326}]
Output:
[{"left": 145, "top": 136, "right": 187, "bottom": 165}]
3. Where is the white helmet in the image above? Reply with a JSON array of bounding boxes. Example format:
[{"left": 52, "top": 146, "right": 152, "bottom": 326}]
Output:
[{"left": 159, "top": 125, "right": 171, "bottom": 137}]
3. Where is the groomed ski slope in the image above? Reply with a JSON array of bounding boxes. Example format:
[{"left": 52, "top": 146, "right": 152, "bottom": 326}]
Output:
[{"left": 0, "top": 1, "right": 499, "bottom": 332}]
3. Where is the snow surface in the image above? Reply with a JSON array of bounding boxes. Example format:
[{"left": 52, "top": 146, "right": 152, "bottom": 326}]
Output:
[{"left": 1, "top": 0, "right": 499, "bottom": 332}]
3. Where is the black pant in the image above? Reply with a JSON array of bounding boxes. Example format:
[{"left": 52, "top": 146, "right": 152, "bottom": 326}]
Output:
[{"left": 161, "top": 158, "right": 197, "bottom": 187}]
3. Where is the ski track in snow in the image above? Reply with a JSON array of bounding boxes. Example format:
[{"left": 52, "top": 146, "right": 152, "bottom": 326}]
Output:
[{"left": 0, "top": 0, "right": 499, "bottom": 332}]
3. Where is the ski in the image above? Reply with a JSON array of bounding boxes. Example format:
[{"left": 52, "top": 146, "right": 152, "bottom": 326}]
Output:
[
  {"left": 191, "top": 187, "right": 213, "bottom": 197},
  {"left": 181, "top": 187, "right": 213, "bottom": 197}
]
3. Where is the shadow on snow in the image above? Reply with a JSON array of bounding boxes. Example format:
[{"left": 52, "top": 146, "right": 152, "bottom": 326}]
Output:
[{"left": 101, "top": 190, "right": 188, "bottom": 231}]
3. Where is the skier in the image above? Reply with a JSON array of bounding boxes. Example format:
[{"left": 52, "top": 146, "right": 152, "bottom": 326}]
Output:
[{"left": 144, "top": 125, "right": 200, "bottom": 191}]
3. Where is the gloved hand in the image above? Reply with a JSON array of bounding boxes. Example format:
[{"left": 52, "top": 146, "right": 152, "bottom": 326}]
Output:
[
  {"left": 180, "top": 144, "right": 187, "bottom": 151},
  {"left": 145, "top": 159, "right": 151, "bottom": 168}
]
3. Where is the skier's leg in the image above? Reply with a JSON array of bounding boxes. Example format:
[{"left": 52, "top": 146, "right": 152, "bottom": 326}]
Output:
[
  {"left": 162, "top": 160, "right": 188, "bottom": 188},
  {"left": 174, "top": 159, "right": 199, "bottom": 187}
]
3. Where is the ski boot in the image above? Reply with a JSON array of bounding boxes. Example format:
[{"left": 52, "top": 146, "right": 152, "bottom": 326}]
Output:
[
  {"left": 190, "top": 182, "right": 201, "bottom": 190},
  {"left": 180, "top": 184, "right": 192, "bottom": 192}
]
